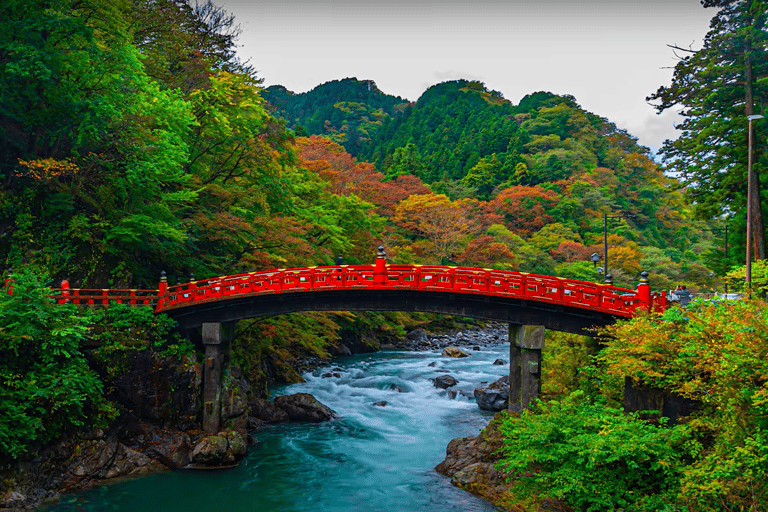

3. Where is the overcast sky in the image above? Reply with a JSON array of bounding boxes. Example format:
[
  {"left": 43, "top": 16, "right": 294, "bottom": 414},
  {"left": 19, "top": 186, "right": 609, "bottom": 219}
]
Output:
[{"left": 221, "top": 1, "right": 715, "bottom": 156}]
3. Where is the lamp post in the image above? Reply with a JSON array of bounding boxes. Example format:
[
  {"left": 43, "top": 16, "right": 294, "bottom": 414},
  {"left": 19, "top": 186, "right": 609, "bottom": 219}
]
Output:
[{"left": 746, "top": 114, "right": 763, "bottom": 290}]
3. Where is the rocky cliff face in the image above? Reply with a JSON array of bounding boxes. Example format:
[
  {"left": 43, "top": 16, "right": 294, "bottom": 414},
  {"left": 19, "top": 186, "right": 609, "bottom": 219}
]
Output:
[
  {"left": 110, "top": 351, "right": 202, "bottom": 430},
  {"left": 434, "top": 414, "right": 514, "bottom": 506},
  {"left": 435, "top": 413, "right": 570, "bottom": 512},
  {"left": 0, "top": 350, "right": 250, "bottom": 511}
]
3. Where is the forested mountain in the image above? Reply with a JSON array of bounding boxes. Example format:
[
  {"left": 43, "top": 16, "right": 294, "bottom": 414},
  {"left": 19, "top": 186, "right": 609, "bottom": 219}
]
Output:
[
  {"left": 263, "top": 78, "right": 410, "bottom": 155},
  {"left": 269, "top": 79, "right": 717, "bottom": 290}
]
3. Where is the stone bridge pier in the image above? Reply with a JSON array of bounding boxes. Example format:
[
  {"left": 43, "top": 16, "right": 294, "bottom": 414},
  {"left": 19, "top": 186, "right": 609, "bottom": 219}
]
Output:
[
  {"left": 508, "top": 324, "right": 545, "bottom": 411},
  {"left": 201, "top": 322, "right": 234, "bottom": 433}
]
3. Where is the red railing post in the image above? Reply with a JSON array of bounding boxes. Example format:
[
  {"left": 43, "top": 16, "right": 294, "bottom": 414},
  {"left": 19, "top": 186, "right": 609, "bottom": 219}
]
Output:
[
  {"left": 374, "top": 246, "right": 387, "bottom": 285},
  {"left": 636, "top": 270, "right": 651, "bottom": 312},
  {"left": 187, "top": 273, "right": 196, "bottom": 303},
  {"left": 61, "top": 280, "right": 70, "bottom": 304},
  {"left": 155, "top": 271, "right": 168, "bottom": 311}
]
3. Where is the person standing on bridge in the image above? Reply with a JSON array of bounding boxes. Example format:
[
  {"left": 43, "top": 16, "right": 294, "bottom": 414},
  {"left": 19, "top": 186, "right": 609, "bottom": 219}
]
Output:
[
  {"left": 677, "top": 285, "right": 692, "bottom": 306},
  {"left": 668, "top": 286, "right": 680, "bottom": 303}
]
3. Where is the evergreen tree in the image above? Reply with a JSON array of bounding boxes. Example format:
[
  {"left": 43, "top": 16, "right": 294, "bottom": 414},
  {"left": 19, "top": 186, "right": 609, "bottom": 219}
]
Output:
[{"left": 648, "top": 0, "right": 768, "bottom": 260}]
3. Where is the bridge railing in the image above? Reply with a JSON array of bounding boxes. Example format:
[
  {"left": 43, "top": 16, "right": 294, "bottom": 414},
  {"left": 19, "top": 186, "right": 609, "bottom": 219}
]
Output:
[
  {"left": 8, "top": 263, "right": 667, "bottom": 317},
  {"left": 151, "top": 264, "right": 645, "bottom": 317},
  {"left": 53, "top": 283, "right": 157, "bottom": 306}
]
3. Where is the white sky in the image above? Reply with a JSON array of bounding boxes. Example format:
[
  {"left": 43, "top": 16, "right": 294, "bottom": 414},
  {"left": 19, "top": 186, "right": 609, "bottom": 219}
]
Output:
[{"left": 221, "top": 0, "right": 715, "bottom": 156}]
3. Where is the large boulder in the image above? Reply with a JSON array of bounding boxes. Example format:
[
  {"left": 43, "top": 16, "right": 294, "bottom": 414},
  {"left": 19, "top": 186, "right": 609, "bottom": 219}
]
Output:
[
  {"left": 433, "top": 375, "right": 458, "bottom": 389},
  {"left": 406, "top": 328, "right": 428, "bottom": 343},
  {"left": 141, "top": 429, "right": 192, "bottom": 469},
  {"left": 336, "top": 329, "right": 381, "bottom": 354},
  {"left": 190, "top": 435, "right": 229, "bottom": 465},
  {"left": 190, "top": 430, "right": 247, "bottom": 466},
  {"left": 451, "top": 462, "right": 501, "bottom": 487},
  {"left": 249, "top": 397, "right": 290, "bottom": 423},
  {"left": 273, "top": 393, "right": 339, "bottom": 422},
  {"left": 474, "top": 376, "right": 509, "bottom": 411},
  {"left": 442, "top": 346, "right": 471, "bottom": 358},
  {"left": 58, "top": 431, "right": 163, "bottom": 493},
  {"left": 435, "top": 435, "right": 495, "bottom": 476}
]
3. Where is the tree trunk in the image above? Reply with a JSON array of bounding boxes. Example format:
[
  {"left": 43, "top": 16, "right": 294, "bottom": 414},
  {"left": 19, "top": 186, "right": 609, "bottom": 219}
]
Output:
[{"left": 745, "top": 34, "right": 766, "bottom": 259}]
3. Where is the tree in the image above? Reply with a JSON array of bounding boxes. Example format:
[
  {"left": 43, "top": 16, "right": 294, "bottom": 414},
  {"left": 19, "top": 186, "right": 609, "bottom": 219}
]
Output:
[
  {"left": 529, "top": 223, "right": 581, "bottom": 253},
  {"left": 394, "top": 194, "right": 479, "bottom": 263},
  {"left": 482, "top": 186, "right": 560, "bottom": 237},
  {"left": 648, "top": 0, "right": 768, "bottom": 260},
  {"left": 600, "top": 300, "right": 768, "bottom": 509},
  {"left": 456, "top": 235, "right": 516, "bottom": 269},
  {"left": 0, "top": 0, "right": 198, "bottom": 283},
  {"left": 459, "top": 154, "right": 503, "bottom": 200},
  {"left": 386, "top": 143, "right": 426, "bottom": 180}
]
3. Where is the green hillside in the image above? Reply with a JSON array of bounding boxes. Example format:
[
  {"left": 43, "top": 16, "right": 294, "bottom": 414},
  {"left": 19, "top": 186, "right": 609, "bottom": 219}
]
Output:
[{"left": 263, "top": 78, "right": 410, "bottom": 155}]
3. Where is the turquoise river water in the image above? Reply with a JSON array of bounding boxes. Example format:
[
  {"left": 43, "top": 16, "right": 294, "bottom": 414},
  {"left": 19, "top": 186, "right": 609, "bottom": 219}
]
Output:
[{"left": 43, "top": 338, "right": 510, "bottom": 512}]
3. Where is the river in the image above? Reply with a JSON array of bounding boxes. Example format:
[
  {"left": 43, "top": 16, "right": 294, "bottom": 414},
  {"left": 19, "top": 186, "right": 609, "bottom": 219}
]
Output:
[{"left": 43, "top": 334, "right": 509, "bottom": 512}]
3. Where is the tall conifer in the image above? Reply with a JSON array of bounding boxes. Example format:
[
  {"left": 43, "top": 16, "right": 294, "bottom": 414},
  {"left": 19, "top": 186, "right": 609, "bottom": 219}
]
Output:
[{"left": 648, "top": 0, "right": 768, "bottom": 260}]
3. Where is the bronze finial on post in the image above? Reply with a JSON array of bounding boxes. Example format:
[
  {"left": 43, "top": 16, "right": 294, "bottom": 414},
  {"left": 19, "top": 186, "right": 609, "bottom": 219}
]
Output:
[
  {"left": 156, "top": 271, "right": 168, "bottom": 310},
  {"left": 637, "top": 271, "right": 651, "bottom": 311},
  {"left": 374, "top": 246, "right": 387, "bottom": 284}
]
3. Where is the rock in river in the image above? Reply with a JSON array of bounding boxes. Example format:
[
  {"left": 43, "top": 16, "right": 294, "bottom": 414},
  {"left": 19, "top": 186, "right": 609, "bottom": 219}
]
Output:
[
  {"left": 473, "top": 375, "right": 509, "bottom": 411},
  {"left": 442, "top": 346, "right": 471, "bottom": 358},
  {"left": 273, "top": 393, "right": 339, "bottom": 422},
  {"left": 433, "top": 375, "right": 458, "bottom": 389}
]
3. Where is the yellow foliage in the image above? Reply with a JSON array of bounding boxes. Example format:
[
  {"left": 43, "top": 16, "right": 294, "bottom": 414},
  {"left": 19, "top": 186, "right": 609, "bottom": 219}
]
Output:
[{"left": 16, "top": 158, "right": 78, "bottom": 180}]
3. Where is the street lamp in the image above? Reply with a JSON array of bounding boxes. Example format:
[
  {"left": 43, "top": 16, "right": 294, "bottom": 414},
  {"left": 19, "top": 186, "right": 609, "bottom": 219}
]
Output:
[{"left": 746, "top": 114, "right": 763, "bottom": 290}]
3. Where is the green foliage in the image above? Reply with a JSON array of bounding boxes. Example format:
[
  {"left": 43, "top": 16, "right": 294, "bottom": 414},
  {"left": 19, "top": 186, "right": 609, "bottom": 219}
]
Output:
[
  {"left": 541, "top": 331, "right": 599, "bottom": 396},
  {"left": 496, "top": 393, "right": 697, "bottom": 511},
  {"left": 0, "top": 269, "right": 115, "bottom": 459},
  {"left": 725, "top": 260, "right": 768, "bottom": 296},
  {"left": 554, "top": 260, "right": 602, "bottom": 283},
  {"left": 358, "top": 80, "right": 519, "bottom": 182},
  {"left": 600, "top": 300, "right": 768, "bottom": 509},
  {"left": 87, "top": 303, "right": 181, "bottom": 376},
  {"left": 231, "top": 312, "right": 342, "bottom": 384}
]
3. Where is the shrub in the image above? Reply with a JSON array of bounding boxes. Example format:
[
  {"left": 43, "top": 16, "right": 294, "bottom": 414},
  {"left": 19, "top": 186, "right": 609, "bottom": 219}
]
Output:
[
  {"left": 0, "top": 269, "right": 116, "bottom": 459},
  {"left": 599, "top": 301, "right": 768, "bottom": 509},
  {"left": 496, "top": 392, "right": 697, "bottom": 511}
]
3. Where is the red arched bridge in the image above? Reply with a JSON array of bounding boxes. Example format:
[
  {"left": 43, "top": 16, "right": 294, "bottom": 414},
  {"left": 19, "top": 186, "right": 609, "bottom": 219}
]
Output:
[
  {"left": 53, "top": 257, "right": 668, "bottom": 335},
  {"left": 43, "top": 257, "right": 671, "bottom": 429}
]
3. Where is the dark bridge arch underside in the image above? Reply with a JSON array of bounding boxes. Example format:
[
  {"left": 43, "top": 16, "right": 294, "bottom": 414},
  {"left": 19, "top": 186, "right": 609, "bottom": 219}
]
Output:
[{"left": 167, "top": 289, "right": 623, "bottom": 336}]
